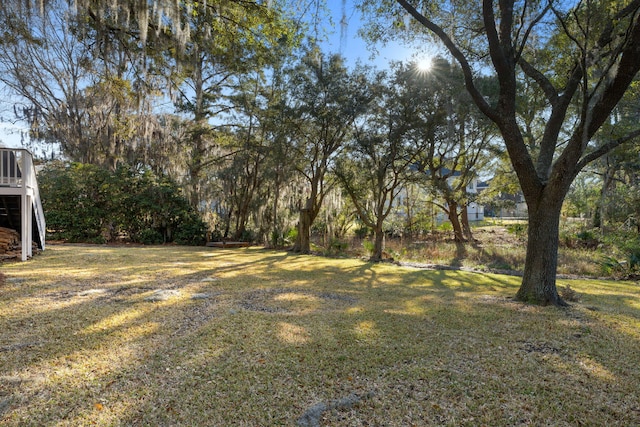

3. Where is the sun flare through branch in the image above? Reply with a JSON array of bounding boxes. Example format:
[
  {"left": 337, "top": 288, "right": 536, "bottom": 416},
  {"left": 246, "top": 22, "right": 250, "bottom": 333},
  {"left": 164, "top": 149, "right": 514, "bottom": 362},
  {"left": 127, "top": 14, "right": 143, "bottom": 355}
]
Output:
[{"left": 416, "top": 57, "right": 433, "bottom": 73}]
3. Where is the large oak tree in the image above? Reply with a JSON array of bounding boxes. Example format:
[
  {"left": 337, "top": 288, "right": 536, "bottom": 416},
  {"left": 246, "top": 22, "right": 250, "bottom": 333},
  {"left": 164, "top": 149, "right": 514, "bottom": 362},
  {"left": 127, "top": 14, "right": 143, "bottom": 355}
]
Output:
[{"left": 361, "top": 0, "right": 640, "bottom": 305}]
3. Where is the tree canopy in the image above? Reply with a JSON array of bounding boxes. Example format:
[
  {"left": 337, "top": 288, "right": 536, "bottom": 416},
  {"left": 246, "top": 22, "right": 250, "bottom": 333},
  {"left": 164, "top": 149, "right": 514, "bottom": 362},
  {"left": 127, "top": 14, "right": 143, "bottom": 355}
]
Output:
[{"left": 358, "top": 0, "right": 640, "bottom": 305}]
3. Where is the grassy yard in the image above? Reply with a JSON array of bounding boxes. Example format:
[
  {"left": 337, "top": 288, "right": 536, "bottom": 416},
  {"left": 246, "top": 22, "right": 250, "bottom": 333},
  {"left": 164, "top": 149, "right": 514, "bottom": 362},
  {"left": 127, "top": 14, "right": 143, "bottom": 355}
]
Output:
[{"left": 1, "top": 245, "right": 639, "bottom": 426}]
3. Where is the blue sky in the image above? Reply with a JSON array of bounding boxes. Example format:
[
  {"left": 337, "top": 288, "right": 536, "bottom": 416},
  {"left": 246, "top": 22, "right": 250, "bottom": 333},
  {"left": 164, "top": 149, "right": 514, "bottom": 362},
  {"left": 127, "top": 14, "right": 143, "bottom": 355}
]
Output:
[
  {"left": 0, "top": 97, "right": 27, "bottom": 149},
  {"left": 0, "top": 123, "right": 26, "bottom": 149},
  {"left": 322, "top": 0, "right": 430, "bottom": 68}
]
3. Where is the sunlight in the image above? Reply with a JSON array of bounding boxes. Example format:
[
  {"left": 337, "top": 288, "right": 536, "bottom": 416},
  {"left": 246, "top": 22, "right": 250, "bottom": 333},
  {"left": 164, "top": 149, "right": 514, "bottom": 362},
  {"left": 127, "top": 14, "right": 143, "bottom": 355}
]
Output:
[
  {"left": 416, "top": 57, "right": 433, "bottom": 73},
  {"left": 354, "top": 320, "right": 378, "bottom": 341},
  {"left": 278, "top": 322, "right": 310, "bottom": 344}
]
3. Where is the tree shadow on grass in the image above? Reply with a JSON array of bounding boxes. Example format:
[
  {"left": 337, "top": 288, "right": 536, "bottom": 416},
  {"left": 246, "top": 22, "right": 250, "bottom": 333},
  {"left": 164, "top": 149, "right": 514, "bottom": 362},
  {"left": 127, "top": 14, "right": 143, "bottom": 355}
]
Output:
[{"left": 1, "top": 245, "right": 639, "bottom": 425}]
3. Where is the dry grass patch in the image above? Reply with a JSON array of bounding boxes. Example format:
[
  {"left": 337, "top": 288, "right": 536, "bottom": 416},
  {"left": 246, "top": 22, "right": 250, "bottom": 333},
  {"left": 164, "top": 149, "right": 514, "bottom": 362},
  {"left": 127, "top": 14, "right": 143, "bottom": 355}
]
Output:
[
  {"left": 383, "top": 227, "right": 605, "bottom": 277},
  {"left": 1, "top": 244, "right": 639, "bottom": 426}
]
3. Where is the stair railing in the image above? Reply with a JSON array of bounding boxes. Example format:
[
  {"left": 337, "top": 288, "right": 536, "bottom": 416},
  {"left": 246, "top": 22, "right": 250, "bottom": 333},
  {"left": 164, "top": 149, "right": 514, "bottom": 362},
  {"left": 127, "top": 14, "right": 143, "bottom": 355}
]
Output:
[{"left": 1, "top": 148, "right": 24, "bottom": 187}]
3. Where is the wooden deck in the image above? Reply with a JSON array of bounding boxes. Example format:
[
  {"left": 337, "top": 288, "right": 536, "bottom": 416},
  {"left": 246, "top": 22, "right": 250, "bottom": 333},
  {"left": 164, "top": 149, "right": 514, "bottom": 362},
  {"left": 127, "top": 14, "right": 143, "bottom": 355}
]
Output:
[{"left": 0, "top": 148, "right": 46, "bottom": 260}]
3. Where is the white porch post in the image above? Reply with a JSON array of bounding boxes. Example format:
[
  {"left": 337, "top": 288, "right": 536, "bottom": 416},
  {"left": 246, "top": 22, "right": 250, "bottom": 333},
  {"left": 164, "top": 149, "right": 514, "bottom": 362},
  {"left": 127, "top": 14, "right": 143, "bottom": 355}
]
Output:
[
  {"left": 27, "top": 194, "right": 33, "bottom": 258},
  {"left": 20, "top": 152, "right": 33, "bottom": 261},
  {"left": 21, "top": 193, "right": 29, "bottom": 261}
]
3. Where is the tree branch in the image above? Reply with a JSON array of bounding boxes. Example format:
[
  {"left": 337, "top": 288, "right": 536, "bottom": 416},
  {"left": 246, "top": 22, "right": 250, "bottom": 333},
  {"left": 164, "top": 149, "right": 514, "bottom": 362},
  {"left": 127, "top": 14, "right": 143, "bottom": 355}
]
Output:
[
  {"left": 577, "top": 129, "right": 640, "bottom": 171},
  {"left": 395, "top": 0, "right": 498, "bottom": 122},
  {"left": 587, "top": 10, "right": 640, "bottom": 138}
]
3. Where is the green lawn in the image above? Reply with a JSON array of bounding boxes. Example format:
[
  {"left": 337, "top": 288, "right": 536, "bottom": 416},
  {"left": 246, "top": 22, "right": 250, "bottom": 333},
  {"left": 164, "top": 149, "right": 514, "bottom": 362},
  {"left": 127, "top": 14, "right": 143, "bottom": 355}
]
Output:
[{"left": 1, "top": 245, "right": 639, "bottom": 426}]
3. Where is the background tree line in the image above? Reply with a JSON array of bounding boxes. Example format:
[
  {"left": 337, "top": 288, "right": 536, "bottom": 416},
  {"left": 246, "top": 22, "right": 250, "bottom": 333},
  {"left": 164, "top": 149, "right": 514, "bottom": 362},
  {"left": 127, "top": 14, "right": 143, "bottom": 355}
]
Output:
[
  {"left": 1, "top": 0, "right": 639, "bottom": 305},
  {"left": 0, "top": 1, "right": 495, "bottom": 257}
]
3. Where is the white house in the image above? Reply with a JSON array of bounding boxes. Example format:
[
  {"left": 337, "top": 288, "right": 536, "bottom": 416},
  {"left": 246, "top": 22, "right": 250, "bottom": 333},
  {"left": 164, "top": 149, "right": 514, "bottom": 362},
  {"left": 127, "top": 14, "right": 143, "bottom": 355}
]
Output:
[
  {"left": 392, "top": 170, "right": 485, "bottom": 226},
  {"left": 459, "top": 176, "right": 485, "bottom": 221}
]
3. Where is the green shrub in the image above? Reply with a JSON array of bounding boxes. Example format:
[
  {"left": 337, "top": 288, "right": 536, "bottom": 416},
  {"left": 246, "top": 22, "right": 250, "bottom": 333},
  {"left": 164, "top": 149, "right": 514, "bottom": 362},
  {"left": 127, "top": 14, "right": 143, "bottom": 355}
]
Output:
[
  {"left": 135, "top": 229, "right": 164, "bottom": 245},
  {"left": 576, "top": 230, "right": 599, "bottom": 248},
  {"left": 438, "top": 221, "right": 453, "bottom": 232},
  {"left": 39, "top": 162, "right": 111, "bottom": 243},
  {"left": 561, "top": 228, "right": 600, "bottom": 249},
  {"left": 600, "top": 251, "right": 640, "bottom": 278},
  {"left": 39, "top": 162, "right": 206, "bottom": 245},
  {"left": 174, "top": 214, "right": 207, "bottom": 246},
  {"left": 600, "top": 256, "right": 626, "bottom": 277},
  {"left": 598, "top": 232, "right": 640, "bottom": 278},
  {"left": 362, "top": 239, "right": 375, "bottom": 255},
  {"left": 268, "top": 227, "right": 298, "bottom": 249},
  {"left": 238, "top": 229, "right": 256, "bottom": 243},
  {"left": 286, "top": 227, "right": 298, "bottom": 243},
  {"left": 354, "top": 226, "right": 370, "bottom": 239},
  {"left": 328, "top": 238, "right": 349, "bottom": 255},
  {"left": 506, "top": 223, "right": 527, "bottom": 239}
]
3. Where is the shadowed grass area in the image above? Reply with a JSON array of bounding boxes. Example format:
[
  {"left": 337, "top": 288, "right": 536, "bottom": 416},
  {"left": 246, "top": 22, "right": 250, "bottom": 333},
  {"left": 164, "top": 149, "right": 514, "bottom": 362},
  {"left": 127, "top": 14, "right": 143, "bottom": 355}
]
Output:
[{"left": 1, "top": 245, "right": 639, "bottom": 425}]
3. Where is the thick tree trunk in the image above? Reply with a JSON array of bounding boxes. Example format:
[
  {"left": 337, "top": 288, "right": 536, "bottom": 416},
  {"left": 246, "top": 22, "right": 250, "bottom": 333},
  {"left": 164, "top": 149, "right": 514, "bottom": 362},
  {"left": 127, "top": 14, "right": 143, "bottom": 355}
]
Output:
[
  {"left": 188, "top": 133, "right": 211, "bottom": 213},
  {"left": 461, "top": 205, "right": 474, "bottom": 241},
  {"left": 446, "top": 201, "right": 465, "bottom": 242},
  {"left": 515, "top": 200, "right": 567, "bottom": 306},
  {"left": 233, "top": 200, "right": 252, "bottom": 241},
  {"left": 370, "top": 227, "right": 385, "bottom": 262},
  {"left": 293, "top": 208, "right": 312, "bottom": 254},
  {"left": 271, "top": 182, "right": 281, "bottom": 248},
  {"left": 223, "top": 211, "right": 232, "bottom": 240},
  {"left": 233, "top": 221, "right": 246, "bottom": 241},
  {"left": 594, "top": 164, "right": 615, "bottom": 229}
]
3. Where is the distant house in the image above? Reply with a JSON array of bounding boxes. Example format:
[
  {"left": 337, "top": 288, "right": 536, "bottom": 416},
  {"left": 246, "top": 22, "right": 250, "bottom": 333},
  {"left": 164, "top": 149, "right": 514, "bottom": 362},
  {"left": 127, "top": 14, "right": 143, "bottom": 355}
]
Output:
[
  {"left": 478, "top": 179, "right": 528, "bottom": 218},
  {"left": 458, "top": 176, "right": 485, "bottom": 221},
  {"left": 476, "top": 180, "right": 490, "bottom": 192},
  {"left": 394, "top": 167, "right": 485, "bottom": 223},
  {"left": 495, "top": 193, "right": 528, "bottom": 218},
  {"left": 440, "top": 169, "right": 485, "bottom": 222}
]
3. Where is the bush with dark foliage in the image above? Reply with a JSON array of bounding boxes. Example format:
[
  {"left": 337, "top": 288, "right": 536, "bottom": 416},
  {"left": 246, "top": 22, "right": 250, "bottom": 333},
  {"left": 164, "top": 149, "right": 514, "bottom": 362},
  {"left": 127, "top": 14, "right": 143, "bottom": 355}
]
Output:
[{"left": 39, "top": 162, "right": 206, "bottom": 245}]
